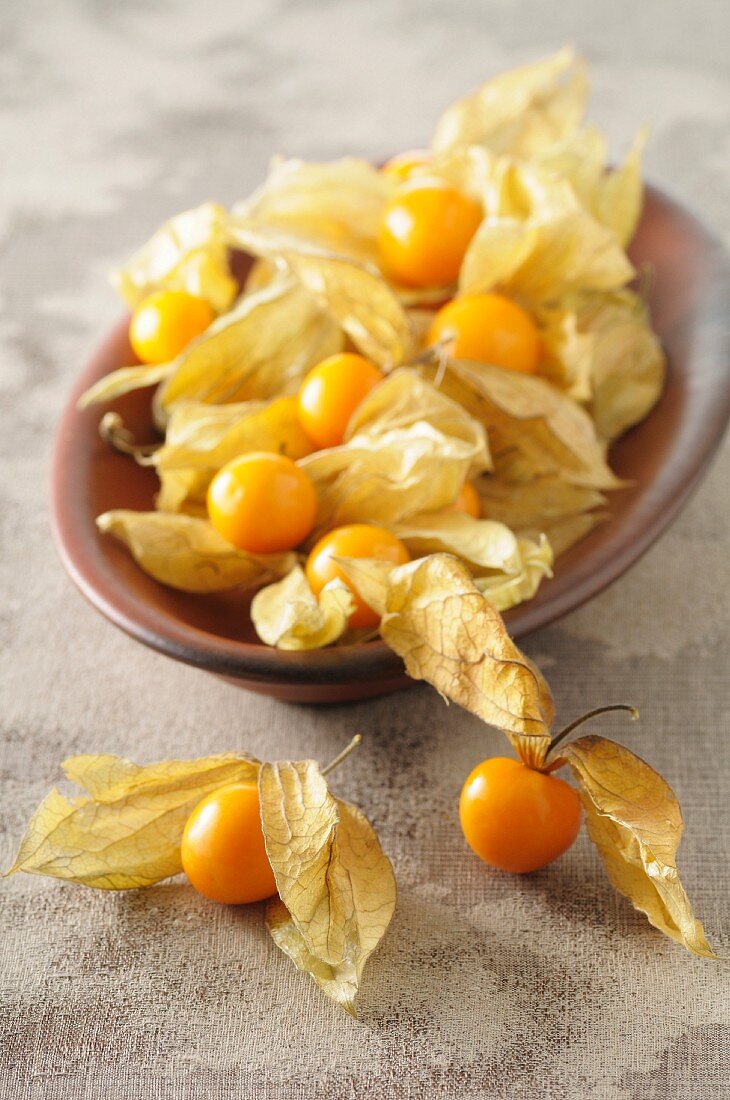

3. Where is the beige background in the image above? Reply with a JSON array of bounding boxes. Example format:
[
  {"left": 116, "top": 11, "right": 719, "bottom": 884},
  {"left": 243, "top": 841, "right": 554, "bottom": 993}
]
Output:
[{"left": 1, "top": 1, "right": 729, "bottom": 1097}]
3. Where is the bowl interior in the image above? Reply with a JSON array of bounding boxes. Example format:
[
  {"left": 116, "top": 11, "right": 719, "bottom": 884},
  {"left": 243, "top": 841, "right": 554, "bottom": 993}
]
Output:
[{"left": 51, "top": 185, "right": 730, "bottom": 693}]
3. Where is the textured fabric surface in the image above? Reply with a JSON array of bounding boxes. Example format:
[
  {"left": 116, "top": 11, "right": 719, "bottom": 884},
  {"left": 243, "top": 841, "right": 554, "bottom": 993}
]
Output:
[{"left": 1, "top": 2, "right": 729, "bottom": 1097}]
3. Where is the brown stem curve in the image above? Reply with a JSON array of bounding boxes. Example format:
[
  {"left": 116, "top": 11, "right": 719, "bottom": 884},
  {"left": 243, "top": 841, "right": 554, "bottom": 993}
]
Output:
[
  {"left": 546, "top": 704, "right": 638, "bottom": 765},
  {"left": 99, "top": 412, "right": 160, "bottom": 465}
]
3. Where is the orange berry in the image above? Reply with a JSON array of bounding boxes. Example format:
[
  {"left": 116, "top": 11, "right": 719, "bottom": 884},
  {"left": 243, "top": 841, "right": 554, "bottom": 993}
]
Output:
[
  {"left": 459, "top": 757, "right": 581, "bottom": 874},
  {"left": 450, "top": 481, "right": 481, "bottom": 518},
  {"left": 129, "top": 290, "right": 215, "bottom": 364},
  {"left": 181, "top": 783, "right": 277, "bottom": 905},
  {"left": 298, "top": 353, "right": 383, "bottom": 449},
  {"left": 207, "top": 452, "right": 317, "bottom": 554},
  {"left": 258, "top": 395, "right": 315, "bottom": 460},
  {"left": 427, "top": 293, "right": 540, "bottom": 374},
  {"left": 305, "top": 524, "right": 410, "bottom": 629},
  {"left": 378, "top": 181, "right": 483, "bottom": 288}
]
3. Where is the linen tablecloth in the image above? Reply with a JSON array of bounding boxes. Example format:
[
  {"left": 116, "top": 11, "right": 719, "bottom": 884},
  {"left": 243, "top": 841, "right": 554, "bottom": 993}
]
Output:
[{"left": 2, "top": 2, "right": 728, "bottom": 1096}]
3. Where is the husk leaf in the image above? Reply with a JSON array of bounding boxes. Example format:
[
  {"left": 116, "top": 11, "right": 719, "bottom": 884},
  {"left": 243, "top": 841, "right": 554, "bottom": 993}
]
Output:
[
  {"left": 300, "top": 370, "right": 489, "bottom": 533},
  {"left": 432, "top": 47, "right": 588, "bottom": 160},
  {"left": 6, "top": 754, "right": 259, "bottom": 889},
  {"left": 339, "top": 553, "right": 553, "bottom": 763},
  {"left": 227, "top": 222, "right": 413, "bottom": 369},
  {"left": 251, "top": 567, "right": 354, "bottom": 650},
  {"left": 153, "top": 396, "right": 313, "bottom": 514},
  {"left": 259, "top": 760, "right": 396, "bottom": 1014},
  {"left": 111, "top": 202, "right": 237, "bottom": 312},
  {"left": 429, "top": 361, "right": 620, "bottom": 489},
  {"left": 232, "top": 156, "right": 389, "bottom": 266},
  {"left": 560, "top": 736, "right": 715, "bottom": 957},
  {"left": 158, "top": 274, "right": 343, "bottom": 413},
  {"left": 97, "top": 510, "right": 296, "bottom": 593}
]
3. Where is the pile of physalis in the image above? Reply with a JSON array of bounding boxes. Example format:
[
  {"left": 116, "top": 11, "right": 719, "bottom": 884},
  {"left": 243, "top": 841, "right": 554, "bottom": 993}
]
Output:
[
  {"left": 11, "top": 55, "right": 714, "bottom": 1009},
  {"left": 6, "top": 555, "right": 714, "bottom": 1019},
  {"left": 79, "top": 47, "right": 666, "bottom": 650}
]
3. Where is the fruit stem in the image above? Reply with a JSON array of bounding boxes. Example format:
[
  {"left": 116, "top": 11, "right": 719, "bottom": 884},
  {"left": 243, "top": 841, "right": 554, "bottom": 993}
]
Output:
[
  {"left": 406, "top": 336, "right": 451, "bottom": 386},
  {"left": 99, "top": 412, "right": 160, "bottom": 465},
  {"left": 637, "top": 262, "right": 656, "bottom": 304},
  {"left": 547, "top": 704, "right": 638, "bottom": 761},
  {"left": 321, "top": 734, "right": 362, "bottom": 777}
]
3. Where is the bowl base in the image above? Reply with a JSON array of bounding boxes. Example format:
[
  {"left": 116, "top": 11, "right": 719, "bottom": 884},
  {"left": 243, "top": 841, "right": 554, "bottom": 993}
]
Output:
[{"left": 218, "top": 671, "right": 413, "bottom": 704}]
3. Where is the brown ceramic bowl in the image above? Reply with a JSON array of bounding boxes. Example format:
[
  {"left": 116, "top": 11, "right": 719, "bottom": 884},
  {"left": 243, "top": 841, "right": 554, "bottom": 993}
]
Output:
[{"left": 51, "top": 184, "right": 730, "bottom": 702}]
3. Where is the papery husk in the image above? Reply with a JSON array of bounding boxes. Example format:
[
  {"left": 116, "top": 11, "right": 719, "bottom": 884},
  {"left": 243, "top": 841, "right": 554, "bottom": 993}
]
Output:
[
  {"left": 251, "top": 567, "right": 353, "bottom": 650},
  {"left": 537, "top": 288, "right": 665, "bottom": 441},
  {"left": 158, "top": 396, "right": 312, "bottom": 468},
  {"left": 386, "top": 517, "right": 553, "bottom": 612},
  {"left": 300, "top": 369, "right": 490, "bottom": 534},
  {"left": 389, "top": 512, "right": 523, "bottom": 575},
  {"left": 581, "top": 290, "right": 665, "bottom": 443},
  {"left": 7, "top": 745, "right": 398, "bottom": 1015},
  {"left": 97, "top": 510, "right": 296, "bottom": 593},
  {"left": 473, "top": 535, "right": 553, "bottom": 611},
  {"left": 153, "top": 396, "right": 314, "bottom": 514},
  {"left": 79, "top": 362, "right": 175, "bottom": 409},
  {"left": 475, "top": 474, "right": 606, "bottom": 556},
  {"left": 260, "top": 760, "right": 396, "bottom": 1015},
  {"left": 232, "top": 156, "right": 390, "bottom": 266},
  {"left": 432, "top": 47, "right": 588, "bottom": 161},
  {"left": 6, "top": 754, "right": 259, "bottom": 889},
  {"left": 301, "top": 425, "right": 485, "bottom": 535},
  {"left": 339, "top": 553, "right": 554, "bottom": 764},
  {"left": 537, "top": 303, "right": 595, "bottom": 403},
  {"left": 531, "top": 126, "right": 645, "bottom": 247},
  {"left": 157, "top": 273, "right": 343, "bottom": 413},
  {"left": 459, "top": 202, "right": 634, "bottom": 308},
  {"left": 345, "top": 367, "right": 491, "bottom": 464},
  {"left": 586, "top": 131, "right": 645, "bottom": 248},
  {"left": 155, "top": 468, "right": 210, "bottom": 516},
  {"left": 87, "top": 274, "right": 333, "bottom": 414},
  {"left": 522, "top": 510, "right": 607, "bottom": 557},
  {"left": 227, "top": 222, "right": 413, "bottom": 369},
  {"left": 437, "top": 146, "right": 575, "bottom": 222},
  {"left": 476, "top": 474, "right": 606, "bottom": 530},
  {"left": 427, "top": 361, "right": 620, "bottom": 490},
  {"left": 112, "top": 202, "right": 237, "bottom": 313},
  {"left": 560, "top": 735, "right": 715, "bottom": 957}
]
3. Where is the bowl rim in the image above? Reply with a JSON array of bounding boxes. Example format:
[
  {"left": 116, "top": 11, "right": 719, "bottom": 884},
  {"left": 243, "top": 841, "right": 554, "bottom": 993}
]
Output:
[{"left": 50, "top": 182, "right": 730, "bottom": 686}]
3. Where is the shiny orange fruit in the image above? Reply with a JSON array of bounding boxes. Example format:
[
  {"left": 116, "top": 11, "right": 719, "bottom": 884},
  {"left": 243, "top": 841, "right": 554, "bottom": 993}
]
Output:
[
  {"left": 305, "top": 524, "right": 410, "bottom": 629},
  {"left": 459, "top": 757, "right": 581, "bottom": 873},
  {"left": 181, "top": 783, "right": 277, "bottom": 905},
  {"left": 378, "top": 181, "right": 483, "bottom": 288},
  {"left": 129, "top": 290, "right": 215, "bottom": 364},
  {"left": 207, "top": 452, "right": 317, "bottom": 553},
  {"left": 297, "top": 353, "right": 384, "bottom": 449},
  {"left": 427, "top": 293, "right": 540, "bottom": 374}
]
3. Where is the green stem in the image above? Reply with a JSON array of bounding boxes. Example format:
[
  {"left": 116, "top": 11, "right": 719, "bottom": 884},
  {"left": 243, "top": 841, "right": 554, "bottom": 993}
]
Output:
[
  {"left": 321, "top": 734, "right": 362, "bottom": 777},
  {"left": 547, "top": 704, "right": 638, "bottom": 762}
]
